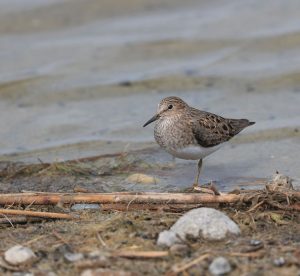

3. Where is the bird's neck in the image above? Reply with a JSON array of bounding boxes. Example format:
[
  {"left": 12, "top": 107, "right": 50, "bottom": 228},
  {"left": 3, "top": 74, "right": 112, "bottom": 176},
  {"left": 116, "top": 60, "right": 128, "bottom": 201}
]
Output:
[{"left": 157, "top": 114, "right": 182, "bottom": 130}]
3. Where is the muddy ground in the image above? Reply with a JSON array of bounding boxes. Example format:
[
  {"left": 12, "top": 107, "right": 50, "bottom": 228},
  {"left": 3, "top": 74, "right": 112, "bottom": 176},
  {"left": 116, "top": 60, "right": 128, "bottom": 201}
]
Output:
[{"left": 0, "top": 152, "right": 299, "bottom": 276}]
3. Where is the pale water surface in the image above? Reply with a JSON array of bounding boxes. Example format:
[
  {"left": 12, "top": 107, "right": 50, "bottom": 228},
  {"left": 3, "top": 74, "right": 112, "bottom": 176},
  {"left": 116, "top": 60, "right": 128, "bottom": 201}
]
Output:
[{"left": 0, "top": 0, "right": 299, "bottom": 189}]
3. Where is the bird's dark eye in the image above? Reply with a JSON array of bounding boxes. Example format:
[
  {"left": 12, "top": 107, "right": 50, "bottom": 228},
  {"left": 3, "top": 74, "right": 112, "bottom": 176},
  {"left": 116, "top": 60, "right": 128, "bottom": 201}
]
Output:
[{"left": 168, "top": 104, "right": 173, "bottom": 110}]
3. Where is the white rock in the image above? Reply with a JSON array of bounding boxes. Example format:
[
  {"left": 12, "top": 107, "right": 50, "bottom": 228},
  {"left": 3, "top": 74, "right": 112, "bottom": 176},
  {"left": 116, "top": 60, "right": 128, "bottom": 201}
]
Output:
[
  {"left": 171, "top": 208, "right": 240, "bottom": 240},
  {"left": 157, "top": 208, "right": 240, "bottom": 247},
  {"left": 157, "top": 231, "right": 180, "bottom": 247},
  {"left": 71, "top": 204, "right": 100, "bottom": 211},
  {"left": 4, "top": 245, "right": 36, "bottom": 266},
  {"left": 273, "top": 257, "right": 285, "bottom": 267},
  {"left": 64, "top": 252, "right": 84, "bottom": 262},
  {"left": 209, "top": 257, "right": 232, "bottom": 275}
]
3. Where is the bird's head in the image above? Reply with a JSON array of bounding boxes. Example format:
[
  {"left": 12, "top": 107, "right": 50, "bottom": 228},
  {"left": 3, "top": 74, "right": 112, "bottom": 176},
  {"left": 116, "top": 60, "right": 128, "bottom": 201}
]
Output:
[{"left": 143, "top": 96, "right": 188, "bottom": 127}]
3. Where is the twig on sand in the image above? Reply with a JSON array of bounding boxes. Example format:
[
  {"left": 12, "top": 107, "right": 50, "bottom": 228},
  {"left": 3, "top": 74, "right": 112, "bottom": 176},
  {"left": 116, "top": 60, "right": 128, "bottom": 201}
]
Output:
[
  {"left": 113, "top": 250, "right": 168, "bottom": 259},
  {"left": 96, "top": 232, "right": 107, "bottom": 248},
  {"left": 229, "top": 250, "right": 265, "bottom": 258},
  {"left": 24, "top": 235, "right": 47, "bottom": 246},
  {"left": 246, "top": 200, "right": 265, "bottom": 212},
  {"left": 166, "top": 253, "right": 211, "bottom": 276},
  {"left": 75, "top": 250, "right": 168, "bottom": 271},
  {"left": 0, "top": 213, "right": 14, "bottom": 228},
  {"left": 0, "top": 209, "right": 73, "bottom": 220},
  {"left": 0, "top": 216, "right": 43, "bottom": 225},
  {"left": 53, "top": 230, "right": 70, "bottom": 245},
  {"left": 75, "top": 257, "right": 109, "bottom": 270}
]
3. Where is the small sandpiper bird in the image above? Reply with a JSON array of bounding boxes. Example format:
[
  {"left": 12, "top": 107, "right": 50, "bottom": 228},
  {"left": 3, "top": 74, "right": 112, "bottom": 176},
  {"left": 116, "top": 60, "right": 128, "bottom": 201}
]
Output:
[{"left": 143, "top": 96, "right": 255, "bottom": 188}]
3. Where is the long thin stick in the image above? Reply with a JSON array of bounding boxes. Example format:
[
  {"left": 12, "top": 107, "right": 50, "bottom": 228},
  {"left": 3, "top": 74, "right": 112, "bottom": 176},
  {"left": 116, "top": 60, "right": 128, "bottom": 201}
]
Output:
[
  {"left": 0, "top": 191, "right": 298, "bottom": 211},
  {"left": 0, "top": 209, "right": 73, "bottom": 219},
  {"left": 0, "top": 192, "right": 243, "bottom": 205},
  {"left": 101, "top": 203, "right": 203, "bottom": 212},
  {"left": 0, "top": 216, "right": 42, "bottom": 225},
  {"left": 114, "top": 250, "right": 169, "bottom": 259},
  {"left": 229, "top": 251, "right": 265, "bottom": 258}
]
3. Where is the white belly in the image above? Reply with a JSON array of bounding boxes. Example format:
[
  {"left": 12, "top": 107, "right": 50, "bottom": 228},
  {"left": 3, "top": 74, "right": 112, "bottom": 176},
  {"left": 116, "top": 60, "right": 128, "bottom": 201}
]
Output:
[{"left": 167, "top": 144, "right": 222, "bottom": 160}]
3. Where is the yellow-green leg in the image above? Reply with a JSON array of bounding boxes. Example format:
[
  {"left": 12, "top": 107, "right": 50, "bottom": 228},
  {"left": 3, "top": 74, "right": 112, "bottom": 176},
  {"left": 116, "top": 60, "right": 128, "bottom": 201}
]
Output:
[
  {"left": 193, "top": 159, "right": 220, "bottom": 195},
  {"left": 193, "top": 159, "right": 202, "bottom": 187}
]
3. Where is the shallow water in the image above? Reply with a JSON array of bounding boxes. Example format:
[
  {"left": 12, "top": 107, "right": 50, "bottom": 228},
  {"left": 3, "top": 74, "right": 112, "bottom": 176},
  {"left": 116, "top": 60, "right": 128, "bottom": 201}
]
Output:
[{"left": 0, "top": 0, "right": 299, "bottom": 189}]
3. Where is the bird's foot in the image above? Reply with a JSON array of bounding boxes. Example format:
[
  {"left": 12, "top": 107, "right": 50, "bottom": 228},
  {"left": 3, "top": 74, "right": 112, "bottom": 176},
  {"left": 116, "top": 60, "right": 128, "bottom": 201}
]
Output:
[{"left": 193, "top": 181, "right": 220, "bottom": 195}]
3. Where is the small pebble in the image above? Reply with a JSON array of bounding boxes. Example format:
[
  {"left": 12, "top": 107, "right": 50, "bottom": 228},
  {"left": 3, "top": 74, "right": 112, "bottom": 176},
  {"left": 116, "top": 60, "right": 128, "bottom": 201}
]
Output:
[
  {"left": 273, "top": 257, "right": 285, "bottom": 267},
  {"left": 73, "top": 186, "right": 89, "bottom": 193},
  {"left": 71, "top": 204, "right": 101, "bottom": 211},
  {"left": 250, "top": 239, "right": 262, "bottom": 246},
  {"left": 64, "top": 252, "right": 84, "bottom": 262},
  {"left": 209, "top": 257, "right": 232, "bottom": 276},
  {"left": 126, "top": 173, "right": 158, "bottom": 184},
  {"left": 4, "top": 245, "right": 36, "bottom": 266},
  {"left": 88, "top": 251, "right": 109, "bottom": 260},
  {"left": 118, "top": 80, "right": 132, "bottom": 87}
]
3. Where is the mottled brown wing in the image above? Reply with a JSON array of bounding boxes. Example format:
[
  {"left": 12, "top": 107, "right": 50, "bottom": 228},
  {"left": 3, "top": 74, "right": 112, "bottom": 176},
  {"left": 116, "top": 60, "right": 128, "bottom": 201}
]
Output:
[{"left": 190, "top": 109, "right": 254, "bottom": 148}]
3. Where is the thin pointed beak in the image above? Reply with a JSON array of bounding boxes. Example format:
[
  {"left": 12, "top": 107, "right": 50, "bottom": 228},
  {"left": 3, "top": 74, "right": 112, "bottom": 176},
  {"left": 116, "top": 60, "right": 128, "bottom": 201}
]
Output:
[{"left": 143, "top": 114, "right": 160, "bottom": 127}]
